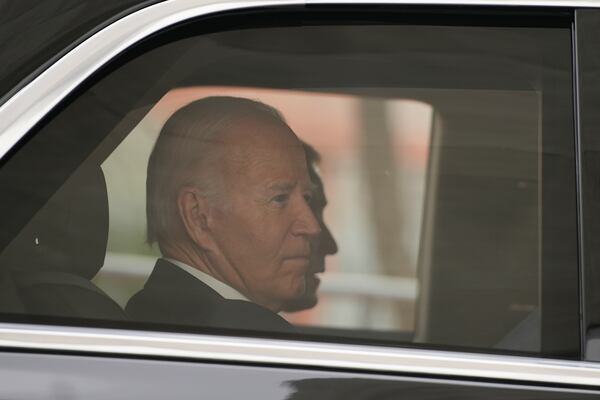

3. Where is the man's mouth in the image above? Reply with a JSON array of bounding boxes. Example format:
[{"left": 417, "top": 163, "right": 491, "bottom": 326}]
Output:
[
  {"left": 284, "top": 255, "right": 310, "bottom": 267},
  {"left": 286, "top": 255, "right": 309, "bottom": 261}
]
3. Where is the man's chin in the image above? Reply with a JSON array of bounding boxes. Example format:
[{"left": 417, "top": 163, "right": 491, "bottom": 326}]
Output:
[
  {"left": 280, "top": 274, "right": 321, "bottom": 313},
  {"left": 282, "top": 295, "right": 318, "bottom": 313}
]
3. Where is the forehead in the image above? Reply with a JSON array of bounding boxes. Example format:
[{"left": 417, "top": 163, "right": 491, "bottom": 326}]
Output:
[
  {"left": 223, "top": 115, "right": 297, "bottom": 147},
  {"left": 220, "top": 116, "right": 307, "bottom": 176}
]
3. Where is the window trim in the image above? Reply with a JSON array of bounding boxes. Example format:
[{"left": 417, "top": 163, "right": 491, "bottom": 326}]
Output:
[
  {"left": 0, "top": 322, "right": 599, "bottom": 389},
  {"left": 575, "top": 9, "right": 600, "bottom": 361},
  {"left": 0, "top": 0, "right": 597, "bottom": 162}
]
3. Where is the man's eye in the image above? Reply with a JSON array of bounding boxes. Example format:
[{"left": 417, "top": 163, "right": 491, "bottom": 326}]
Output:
[
  {"left": 304, "top": 193, "right": 314, "bottom": 204},
  {"left": 271, "top": 194, "right": 289, "bottom": 205}
]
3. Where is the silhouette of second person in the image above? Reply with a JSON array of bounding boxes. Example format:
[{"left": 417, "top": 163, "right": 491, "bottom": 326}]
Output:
[{"left": 282, "top": 143, "right": 338, "bottom": 313}]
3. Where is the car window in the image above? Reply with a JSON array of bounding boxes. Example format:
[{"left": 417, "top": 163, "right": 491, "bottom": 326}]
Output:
[{"left": 0, "top": 8, "right": 578, "bottom": 358}]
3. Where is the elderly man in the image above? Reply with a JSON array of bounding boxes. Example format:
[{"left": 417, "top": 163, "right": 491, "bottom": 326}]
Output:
[{"left": 126, "top": 96, "right": 321, "bottom": 331}]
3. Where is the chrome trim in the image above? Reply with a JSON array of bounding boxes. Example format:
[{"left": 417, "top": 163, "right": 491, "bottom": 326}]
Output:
[
  {"left": 309, "top": 0, "right": 600, "bottom": 4},
  {"left": 573, "top": 10, "right": 587, "bottom": 359},
  {"left": 0, "top": 0, "right": 598, "bottom": 159},
  {"left": 0, "top": 323, "right": 599, "bottom": 387}
]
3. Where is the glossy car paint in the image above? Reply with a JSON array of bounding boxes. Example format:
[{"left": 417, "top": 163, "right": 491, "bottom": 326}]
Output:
[{"left": 1, "top": 351, "right": 600, "bottom": 399}]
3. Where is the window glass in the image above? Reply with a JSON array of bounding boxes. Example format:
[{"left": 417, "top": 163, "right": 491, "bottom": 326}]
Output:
[{"left": 0, "top": 11, "right": 578, "bottom": 358}]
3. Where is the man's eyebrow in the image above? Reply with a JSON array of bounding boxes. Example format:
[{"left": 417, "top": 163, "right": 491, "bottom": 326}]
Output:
[
  {"left": 266, "top": 181, "right": 318, "bottom": 193},
  {"left": 267, "top": 181, "right": 295, "bottom": 191}
]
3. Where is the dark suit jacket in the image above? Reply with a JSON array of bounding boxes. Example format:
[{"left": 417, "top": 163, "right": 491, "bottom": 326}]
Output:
[{"left": 126, "top": 259, "right": 291, "bottom": 332}]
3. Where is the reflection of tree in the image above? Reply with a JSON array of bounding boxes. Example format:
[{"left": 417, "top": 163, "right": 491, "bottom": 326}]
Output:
[{"left": 359, "top": 98, "right": 414, "bottom": 329}]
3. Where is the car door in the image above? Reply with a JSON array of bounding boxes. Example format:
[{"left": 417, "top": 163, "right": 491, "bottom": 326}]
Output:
[{"left": 1, "top": 1, "right": 599, "bottom": 398}]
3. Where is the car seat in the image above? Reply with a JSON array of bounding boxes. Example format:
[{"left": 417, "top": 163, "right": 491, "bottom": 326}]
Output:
[{"left": 0, "top": 166, "right": 126, "bottom": 320}]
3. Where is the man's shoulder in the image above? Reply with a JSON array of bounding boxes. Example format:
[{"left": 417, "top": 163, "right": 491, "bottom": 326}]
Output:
[
  {"left": 134, "top": 258, "right": 222, "bottom": 296},
  {"left": 125, "top": 259, "right": 223, "bottom": 323},
  {"left": 125, "top": 258, "right": 291, "bottom": 332},
  {"left": 212, "top": 299, "right": 291, "bottom": 331},
  {"left": 125, "top": 259, "right": 291, "bottom": 332}
]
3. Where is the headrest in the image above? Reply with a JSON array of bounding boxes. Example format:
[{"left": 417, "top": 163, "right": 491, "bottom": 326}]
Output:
[{"left": 1, "top": 167, "right": 109, "bottom": 280}]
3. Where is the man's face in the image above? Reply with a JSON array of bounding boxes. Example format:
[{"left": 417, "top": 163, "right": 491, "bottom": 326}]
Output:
[
  {"left": 206, "top": 117, "right": 321, "bottom": 312},
  {"left": 283, "top": 170, "right": 338, "bottom": 313}
]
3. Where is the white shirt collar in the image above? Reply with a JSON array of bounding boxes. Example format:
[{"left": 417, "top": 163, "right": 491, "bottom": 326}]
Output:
[{"left": 165, "top": 258, "right": 250, "bottom": 302}]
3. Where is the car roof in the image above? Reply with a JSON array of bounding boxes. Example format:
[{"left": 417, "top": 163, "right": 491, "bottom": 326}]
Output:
[
  {"left": 0, "top": 0, "right": 596, "bottom": 106},
  {"left": 0, "top": 0, "right": 163, "bottom": 105}
]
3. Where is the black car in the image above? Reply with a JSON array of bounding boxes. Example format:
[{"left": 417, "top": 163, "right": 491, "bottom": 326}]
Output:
[{"left": 1, "top": 0, "right": 600, "bottom": 398}]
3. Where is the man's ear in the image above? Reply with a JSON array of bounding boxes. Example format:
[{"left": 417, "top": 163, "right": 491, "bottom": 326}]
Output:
[{"left": 177, "top": 186, "right": 217, "bottom": 252}]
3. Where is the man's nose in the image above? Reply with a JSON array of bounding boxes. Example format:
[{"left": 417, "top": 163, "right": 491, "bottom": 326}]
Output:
[{"left": 293, "top": 201, "right": 321, "bottom": 237}]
